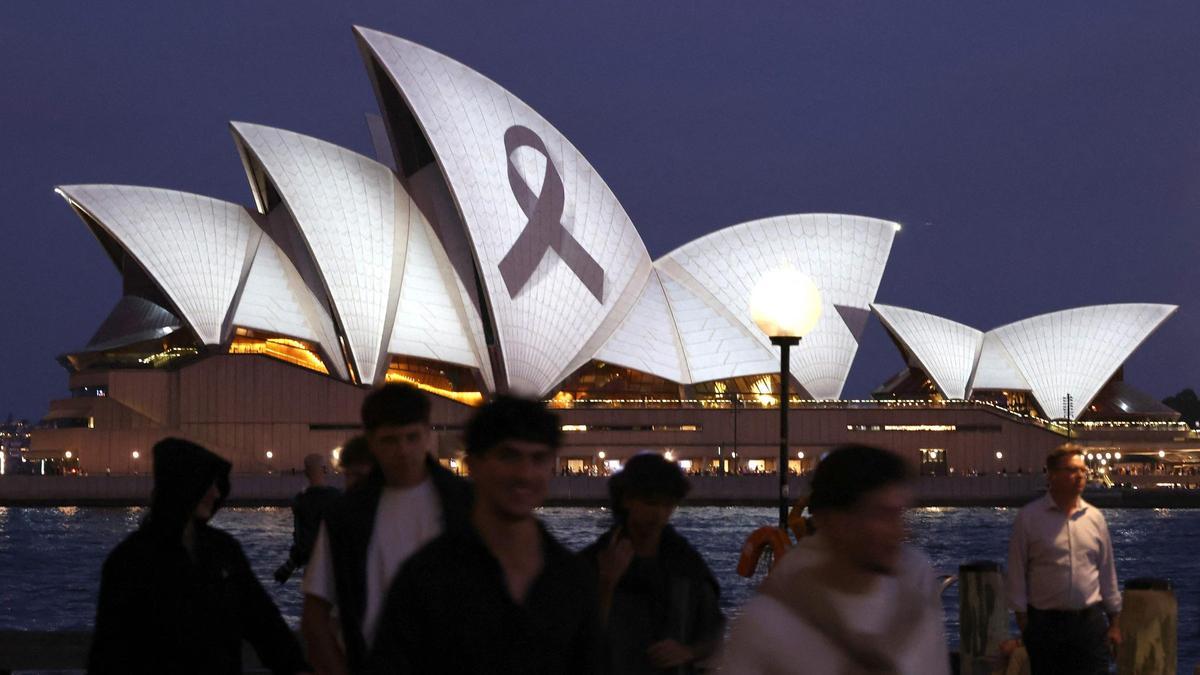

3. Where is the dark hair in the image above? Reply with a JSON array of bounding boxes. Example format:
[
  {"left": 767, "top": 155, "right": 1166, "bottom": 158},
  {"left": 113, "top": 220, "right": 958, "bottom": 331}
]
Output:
[
  {"left": 338, "top": 435, "right": 375, "bottom": 468},
  {"left": 808, "top": 445, "right": 912, "bottom": 513},
  {"left": 464, "top": 395, "right": 560, "bottom": 457},
  {"left": 1046, "top": 445, "right": 1084, "bottom": 471},
  {"left": 361, "top": 384, "right": 431, "bottom": 431},
  {"left": 608, "top": 453, "right": 690, "bottom": 521}
]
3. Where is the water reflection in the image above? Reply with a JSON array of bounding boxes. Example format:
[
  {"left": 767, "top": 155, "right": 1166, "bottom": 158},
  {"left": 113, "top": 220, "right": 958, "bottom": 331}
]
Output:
[{"left": 0, "top": 505, "right": 1195, "bottom": 665}]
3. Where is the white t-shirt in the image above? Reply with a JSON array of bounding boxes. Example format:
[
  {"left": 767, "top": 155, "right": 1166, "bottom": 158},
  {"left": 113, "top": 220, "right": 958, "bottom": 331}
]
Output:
[{"left": 303, "top": 479, "right": 443, "bottom": 646}]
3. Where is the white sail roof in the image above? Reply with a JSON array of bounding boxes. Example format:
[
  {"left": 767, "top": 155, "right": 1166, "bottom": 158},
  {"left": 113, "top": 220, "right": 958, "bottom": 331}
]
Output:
[
  {"left": 388, "top": 215, "right": 485, "bottom": 372},
  {"left": 968, "top": 332, "right": 1030, "bottom": 393},
  {"left": 657, "top": 214, "right": 898, "bottom": 399},
  {"left": 232, "top": 233, "right": 350, "bottom": 380},
  {"left": 356, "top": 27, "right": 653, "bottom": 396},
  {"left": 592, "top": 271, "right": 689, "bottom": 384},
  {"left": 872, "top": 304, "right": 983, "bottom": 399},
  {"left": 57, "top": 185, "right": 259, "bottom": 346},
  {"left": 231, "top": 122, "right": 412, "bottom": 385},
  {"left": 658, "top": 274, "right": 780, "bottom": 384},
  {"left": 989, "top": 303, "right": 1178, "bottom": 420}
]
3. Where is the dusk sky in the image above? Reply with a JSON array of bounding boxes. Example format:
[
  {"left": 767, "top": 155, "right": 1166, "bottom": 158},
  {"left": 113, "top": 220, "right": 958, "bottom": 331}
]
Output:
[{"left": 2, "top": 2, "right": 1198, "bottom": 421}]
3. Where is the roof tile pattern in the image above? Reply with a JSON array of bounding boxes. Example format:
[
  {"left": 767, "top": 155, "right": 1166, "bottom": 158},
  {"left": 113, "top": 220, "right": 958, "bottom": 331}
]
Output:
[
  {"left": 594, "top": 271, "right": 689, "bottom": 384},
  {"left": 659, "top": 214, "right": 897, "bottom": 399},
  {"left": 58, "top": 185, "right": 259, "bottom": 345},
  {"left": 990, "top": 304, "right": 1177, "bottom": 420},
  {"left": 233, "top": 233, "right": 350, "bottom": 380},
  {"left": 389, "top": 216, "right": 484, "bottom": 370},
  {"left": 357, "top": 27, "right": 652, "bottom": 396},
  {"left": 231, "top": 122, "right": 406, "bottom": 384},
  {"left": 872, "top": 304, "right": 983, "bottom": 399},
  {"left": 658, "top": 274, "right": 779, "bottom": 384},
  {"left": 969, "top": 332, "right": 1030, "bottom": 392}
]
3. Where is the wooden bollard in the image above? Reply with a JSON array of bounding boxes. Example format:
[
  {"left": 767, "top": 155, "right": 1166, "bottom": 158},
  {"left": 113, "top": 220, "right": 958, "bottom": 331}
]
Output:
[
  {"left": 959, "top": 561, "right": 1009, "bottom": 675},
  {"left": 1117, "top": 577, "right": 1176, "bottom": 675}
]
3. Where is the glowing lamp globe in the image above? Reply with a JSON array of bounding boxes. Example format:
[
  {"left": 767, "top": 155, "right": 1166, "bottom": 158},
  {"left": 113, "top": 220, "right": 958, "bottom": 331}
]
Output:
[{"left": 750, "top": 269, "right": 823, "bottom": 338}]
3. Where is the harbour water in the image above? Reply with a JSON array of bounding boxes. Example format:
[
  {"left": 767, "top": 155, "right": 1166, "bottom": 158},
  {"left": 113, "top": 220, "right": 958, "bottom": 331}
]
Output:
[{"left": 1, "top": 505, "right": 1197, "bottom": 666}]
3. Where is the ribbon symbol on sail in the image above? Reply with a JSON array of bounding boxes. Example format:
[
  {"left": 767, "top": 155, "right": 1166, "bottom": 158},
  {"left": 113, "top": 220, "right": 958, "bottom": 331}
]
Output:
[{"left": 498, "top": 125, "right": 604, "bottom": 303}]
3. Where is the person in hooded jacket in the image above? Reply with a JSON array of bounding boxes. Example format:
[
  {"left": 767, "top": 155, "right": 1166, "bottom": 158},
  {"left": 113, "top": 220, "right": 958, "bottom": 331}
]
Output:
[
  {"left": 87, "top": 437, "right": 310, "bottom": 675},
  {"left": 581, "top": 453, "right": 724, "bottom": 674}
]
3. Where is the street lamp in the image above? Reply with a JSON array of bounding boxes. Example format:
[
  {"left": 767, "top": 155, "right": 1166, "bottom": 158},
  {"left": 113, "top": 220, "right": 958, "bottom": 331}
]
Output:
[{"left": 750, "top": 268, "right": 823, "bottom": 529}]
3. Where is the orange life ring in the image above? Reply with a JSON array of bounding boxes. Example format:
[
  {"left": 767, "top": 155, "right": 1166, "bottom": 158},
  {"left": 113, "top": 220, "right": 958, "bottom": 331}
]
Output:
[{"left": 736, "top": 526, "right": 792, "bottom": 577}]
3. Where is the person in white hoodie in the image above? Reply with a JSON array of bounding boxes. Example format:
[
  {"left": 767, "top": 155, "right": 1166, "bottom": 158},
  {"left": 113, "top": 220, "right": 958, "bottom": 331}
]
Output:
[{"left": 720, "top": 445, "right": 950, "bottom": 675}]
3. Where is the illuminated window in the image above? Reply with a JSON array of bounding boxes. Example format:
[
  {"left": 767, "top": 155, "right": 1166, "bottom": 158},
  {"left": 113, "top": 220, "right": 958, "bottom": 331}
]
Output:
[
  {"left": 230, "top": 328, "right": 328, "bottom": 374},
  {"left": 385, "top": 355, "right": 483, "bottom": 407}
]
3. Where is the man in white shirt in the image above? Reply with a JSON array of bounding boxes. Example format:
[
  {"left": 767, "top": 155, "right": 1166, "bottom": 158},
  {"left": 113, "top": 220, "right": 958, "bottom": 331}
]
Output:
[
  {"left": 300, "top": 384, "right": 472, "bottom": 675},
  {"left": 1007, "top": 446, "right": 1121, "bottom": 674},
  {"left": 720, "top": 445, "right": 950, "bottom": 674}
]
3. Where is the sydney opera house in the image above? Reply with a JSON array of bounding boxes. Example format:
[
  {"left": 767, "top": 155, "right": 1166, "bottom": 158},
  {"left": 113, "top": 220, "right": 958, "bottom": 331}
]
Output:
[{"left": 31, "top": 27, "right": 1191, "bottom": 477}]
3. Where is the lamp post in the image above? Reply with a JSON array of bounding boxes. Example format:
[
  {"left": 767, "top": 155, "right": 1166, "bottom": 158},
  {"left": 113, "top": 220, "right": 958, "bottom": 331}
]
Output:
[{"left": 750, "top": 269, "right": 823, "bottom": 529}]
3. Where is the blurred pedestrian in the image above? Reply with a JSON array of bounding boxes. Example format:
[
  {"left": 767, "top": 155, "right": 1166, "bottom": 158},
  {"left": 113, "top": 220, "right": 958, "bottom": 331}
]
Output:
[
  {"left": 367, "top": 396, "right": 601, "bottom": 674},
  {"left": 720, "top": 445, "right": 949, "bottom": 674},
  {"left": 88, "top": 437, "right": 309, "bottom": 675},
  {"left": 275, "top": 453, "right": 340, "bottom": 583},
  {"left": 301, "top": 384, "right": 472, "bottom": 675},
  {"left": 337, "top": 435, "right": 377, "bottom": 491},
  {"left": 582, "top": 453, "right": 723, "bottom": 673},
  {"left": 1007, "top": 446, "right": 1121, "bottom": 674}
]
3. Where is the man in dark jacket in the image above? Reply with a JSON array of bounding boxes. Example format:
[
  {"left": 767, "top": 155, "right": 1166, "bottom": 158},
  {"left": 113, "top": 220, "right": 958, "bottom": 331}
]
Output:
[
  {"left": 88, "top": 437, "right": 309, "bottom": 675},
  {"left": 582, "top": 453, "right": 724, "bottom": 674},
  {"left": 367, "top": 396, "right": 601, "bottom": 674},
  {"left": 275, "top": 453, "right": 340, "bottom": 583},
  {"left": 301, "top": 384, "right": 472, "bottom": 675}
]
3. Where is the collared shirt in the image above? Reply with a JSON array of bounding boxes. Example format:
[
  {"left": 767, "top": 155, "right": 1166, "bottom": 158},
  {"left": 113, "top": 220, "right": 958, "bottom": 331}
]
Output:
[
  {"left": 365, "top": 521, "right": 601, "bottom": 674},
  {"left": 1006, "top": 493, "right": 1121, "bottom": 615}
]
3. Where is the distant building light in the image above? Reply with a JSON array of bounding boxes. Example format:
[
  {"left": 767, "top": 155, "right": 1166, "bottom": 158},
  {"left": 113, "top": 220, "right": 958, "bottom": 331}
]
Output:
[
  {"left": 265, "top": 451, "right": 274, "bottom": 460},
  {"left": 678, "top": 460, "right": 693, "bottom": 471},
  {"left": 1158, "top": 450, "right": 1166, "bottom": 458},
  {"left": 664, "top": 451, "right": 675, "bottom": 462},
  {"left": 131, "top": 451, "right": 140, "bottom": 460},
  {"left": 597, "top": 451, "right": 606, "bottom": 459},
  {"left": 1114, "top": 452, "right": 1122, "bottom": 460},
  {"left": 561, "top": 424, "right": 588, "bottom": 432},
  {"left": 995, "top": 451, "right": 1003, "bottom": 460},
  {"left": 797, "top": 451, "right": 805, "bottom": 459},
  {"left": 64, "top": 451, "right": 73, "bottom": 459}
]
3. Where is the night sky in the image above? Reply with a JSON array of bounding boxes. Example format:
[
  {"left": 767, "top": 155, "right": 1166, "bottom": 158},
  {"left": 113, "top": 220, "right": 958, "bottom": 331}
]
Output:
[{"left": 2, "top": 2, "right": 1198, "bottom": 421}]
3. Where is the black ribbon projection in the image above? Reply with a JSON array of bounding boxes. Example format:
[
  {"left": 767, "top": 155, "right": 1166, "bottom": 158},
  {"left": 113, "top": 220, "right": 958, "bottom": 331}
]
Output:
[{"left": 498, "top": 125, "right": 605, "bottom": 303}]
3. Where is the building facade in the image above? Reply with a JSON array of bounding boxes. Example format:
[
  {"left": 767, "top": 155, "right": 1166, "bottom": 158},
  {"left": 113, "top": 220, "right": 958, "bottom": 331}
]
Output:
[{"left": 30, "top": 26, "right": 1194, "bottom": 476}]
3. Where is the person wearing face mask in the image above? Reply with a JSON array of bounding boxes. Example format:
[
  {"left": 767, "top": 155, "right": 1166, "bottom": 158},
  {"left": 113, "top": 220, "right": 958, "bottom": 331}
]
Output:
[
  {"left": 718, "top": 445, "right": 950, "bottom": 675},
  {"left": 88, "top": 437, "right": 309, "bottom": 675},
  {"left": 581, "top": 453, "right": 724, "bottom": 674}
]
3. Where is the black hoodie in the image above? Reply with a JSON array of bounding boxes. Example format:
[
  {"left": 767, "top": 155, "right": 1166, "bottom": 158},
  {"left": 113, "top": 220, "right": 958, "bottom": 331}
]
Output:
[{"left": 87, "top": 438, "right": 307, "bottom": 675}]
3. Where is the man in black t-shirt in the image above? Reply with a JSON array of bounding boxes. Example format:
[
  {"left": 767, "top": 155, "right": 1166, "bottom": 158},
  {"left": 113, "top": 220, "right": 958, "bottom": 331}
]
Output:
[{"left": 367, "top": 396, "right": 601, "bottom": 675}]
